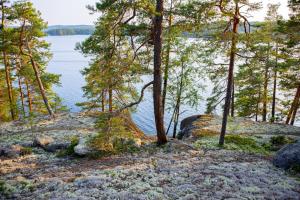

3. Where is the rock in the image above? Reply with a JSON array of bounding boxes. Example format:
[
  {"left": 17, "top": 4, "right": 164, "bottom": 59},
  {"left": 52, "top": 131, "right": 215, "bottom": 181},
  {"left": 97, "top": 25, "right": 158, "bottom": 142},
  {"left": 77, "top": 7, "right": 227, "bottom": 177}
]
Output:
[
  {"left": 0, "top": 145, "right": 23, "bottom": 158},
  {"left": 273, "top": 141, "right": 300, "bottom": 170},
  {"left": 43, "top": 141, "right": 71, "bottom": 152},
  {"left": 74, "top": 137, "right": 96, "bottom": 156},
  {"left": 33, "top": 135, "right": 54, "bottom": 148},
  {"left": 180, "top": 115, "right": 201, "bottom": 130},
  {"left": 19, "top": 141, "right": 34, "bottom": 148}
]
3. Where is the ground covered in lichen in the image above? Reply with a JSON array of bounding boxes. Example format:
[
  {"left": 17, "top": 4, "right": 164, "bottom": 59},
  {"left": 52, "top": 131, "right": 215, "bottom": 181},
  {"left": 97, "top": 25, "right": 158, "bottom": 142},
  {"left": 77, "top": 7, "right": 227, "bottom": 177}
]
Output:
[{"left": 1, "top": 113, "right": 300, "bottom": 199}]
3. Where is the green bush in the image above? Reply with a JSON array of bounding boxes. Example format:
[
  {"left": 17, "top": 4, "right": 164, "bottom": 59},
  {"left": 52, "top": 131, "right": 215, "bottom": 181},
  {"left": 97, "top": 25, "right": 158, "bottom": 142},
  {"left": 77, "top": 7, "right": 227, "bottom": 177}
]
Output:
[
  {"left": 88, "top": 113, "right": 142, "bottom": 156},
  {"left": 0, "top": 180, "right": 15, "bottom": 197},
  {"left": 56, "top": 136, "right": 79, "bottom": 157},
  {"left": 263, "top": 135, "right": 296, "bottom": 151},
  {"left": 20, "top": 147, "right": 32, "bottom": 156}
]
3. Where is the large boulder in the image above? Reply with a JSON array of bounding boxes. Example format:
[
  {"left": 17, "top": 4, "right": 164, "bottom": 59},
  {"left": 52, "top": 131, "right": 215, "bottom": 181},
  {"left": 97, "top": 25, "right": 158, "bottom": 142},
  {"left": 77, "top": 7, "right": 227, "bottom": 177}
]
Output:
[
  {"left": 33, "top": 135, "right": 71, "bottom": 152},
  {"left": 33, "top": 135, "right": 54, "bottom": 148},
  {"left": 0, "top": 145, "right": 28, "bottom": 158},
  {"left": 44, "top": 141, "right": 71, "bottom": 152},
  {"left": 273, "top": 141, "right": 300, "bottom": 170}
]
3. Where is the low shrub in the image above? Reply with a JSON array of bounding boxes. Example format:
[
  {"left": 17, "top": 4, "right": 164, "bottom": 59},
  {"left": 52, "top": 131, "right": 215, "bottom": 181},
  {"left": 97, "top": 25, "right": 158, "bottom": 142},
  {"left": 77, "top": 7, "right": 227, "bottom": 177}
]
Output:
[
  {"left": 88, "top": 112, "right": 143, "bottom": 156},
  {"left": 194, "top": 134, "right": 269, "bottom": 155},
  {"left": 56, "top": 136, "right": 79, "bottom": 157},
  {"left": 20, "top": 147, "right": 32, "bottom": 156}
]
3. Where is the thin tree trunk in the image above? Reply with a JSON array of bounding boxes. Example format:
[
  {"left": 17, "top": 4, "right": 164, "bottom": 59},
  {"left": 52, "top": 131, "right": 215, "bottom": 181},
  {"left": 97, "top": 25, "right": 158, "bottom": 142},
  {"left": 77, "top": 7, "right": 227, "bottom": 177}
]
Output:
[
  {"left": 172, "top": 61, "right": 184, "bottom": 138},
  {"left": 153, "top": 0, "right": 167, "bottom": 145},
  {"left": 262, "top": 44, "right": 270, "bottom": 122},
  {"left": 290, "top": 97, "right": 299, "bottom": 125},
  {"left": 219, "top": 4, "right": 239, "bottom": 146},
  {"left": 256, "top": 88, "right": 261, "bottom": 122},
  {"left": 286, "top": 85, "right": 300, "bottom": 124},
  {"left": 231, "top": 80, "right": 235, "bottom": 117},
  {"left": 18, "top": 76, "right": 26, "bottom": 117},
  {"left": 108, "top": 86, "right": 113, "bottom": 112},
  {"left": 25, "top": 79, "right": 33, "bottom": 113},
  {"left": 1, "top": 1, "right": 16, "bottom": 120},
  {"left": 23, "top": 40, "right": 54, "bottom": 117},
  {"left": 162, "top": 0, "right": 173, "bottom": 115},
  {"left": 271, "top": 43, "right": 278, "bottom": 123},
  {"left": 101, "top": 90, "right": 105, "bottom": 112}
]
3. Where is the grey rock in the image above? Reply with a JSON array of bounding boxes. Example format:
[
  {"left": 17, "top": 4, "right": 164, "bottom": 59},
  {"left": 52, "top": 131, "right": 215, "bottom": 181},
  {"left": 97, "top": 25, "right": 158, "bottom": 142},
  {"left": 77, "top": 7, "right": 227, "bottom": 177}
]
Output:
[
  {"left": 74, "top": 137, "right": 95, "bottom": 156},
  {"left": 33, "top": 135, "right": 54, "bottom": 148},
  {"left": 44, "top": 141, "right": 71, "bottom": 152},
  {"left": 273, "top": 141, "right": 300, "bottom": 170},
  {"left": 0, "top": 144, "right": 22, "bottom": 158}
]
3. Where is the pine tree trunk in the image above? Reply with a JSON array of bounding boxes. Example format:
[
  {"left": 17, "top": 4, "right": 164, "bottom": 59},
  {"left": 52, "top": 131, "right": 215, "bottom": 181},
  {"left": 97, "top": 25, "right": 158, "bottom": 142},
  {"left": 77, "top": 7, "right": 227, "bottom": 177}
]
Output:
[
  {"left": 162, "top": 0, "right": 173, "bottom": 115},
  {"left": 108, "top": 87, "right": 112, "bottom": 112},
  {"left": 172, "top": 61, "right": 184, "bottom": 138},
  {"left": 3, "top": 52, "right": 16, "bottom": 120},
  {"left": 153, "top": 0, "right": 167, "bottom": 145},
  {"left": 231, "top": 80, "right": 235, "bottom": 117},
  {"left": 271, "top": 43, "right": 278, "bottom": 123},
  {"left": 25, "top": 79, "right": 33, "bottom": 113},
  {"left": 101, "top": 90, "right": 105, "bottom": 112},
  {"left": 18, "top": 76, "right": 26, "bottom": 117},
  {"left": 286, "top": 85, "right": 300, "bottom": 124},
  {"left": 219, "top": 5, "right": 239, "bottom": 146},
  {"left": 1, "top": 1, "right": 16, "bottom": 120},
  {"left": 262, "top": 44, "right": 270, "bottom": 122},
  {"left": 290, "top": 98, "right": 299, "bottom": 125},
  {"left": 25, "top": 41, "right": 54, "bottom": 117}
]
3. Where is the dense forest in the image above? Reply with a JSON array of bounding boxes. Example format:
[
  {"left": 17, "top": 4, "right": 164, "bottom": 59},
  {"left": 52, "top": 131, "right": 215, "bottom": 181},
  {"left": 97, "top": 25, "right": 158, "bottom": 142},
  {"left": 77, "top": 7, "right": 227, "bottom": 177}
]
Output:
[{"left": 0, "top": 0, "right": 299, "bottom": 145}]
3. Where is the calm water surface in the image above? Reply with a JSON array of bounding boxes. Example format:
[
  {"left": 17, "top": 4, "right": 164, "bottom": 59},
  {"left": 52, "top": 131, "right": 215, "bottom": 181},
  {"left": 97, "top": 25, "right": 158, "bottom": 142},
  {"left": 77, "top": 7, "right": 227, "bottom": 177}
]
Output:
[{"left": 45, "top": 35, "right": 299, "bottom": 133}]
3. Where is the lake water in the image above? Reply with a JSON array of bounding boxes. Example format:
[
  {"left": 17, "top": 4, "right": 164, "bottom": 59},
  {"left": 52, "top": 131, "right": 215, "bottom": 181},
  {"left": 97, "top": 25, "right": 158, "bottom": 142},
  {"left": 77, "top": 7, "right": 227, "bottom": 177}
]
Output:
[
  {"left": 45, "top": 35, "right": 211, "bottom": 134},
  {"left": 45, "top": 35, "right": 299, "bottom": 133}
]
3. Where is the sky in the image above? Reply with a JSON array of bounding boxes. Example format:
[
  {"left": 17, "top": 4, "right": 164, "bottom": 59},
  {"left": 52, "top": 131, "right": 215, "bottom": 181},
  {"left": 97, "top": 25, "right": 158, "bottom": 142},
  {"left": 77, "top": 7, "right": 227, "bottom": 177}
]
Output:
[{"left": 28, "top": 0, "right": 290, "bottom": 26}]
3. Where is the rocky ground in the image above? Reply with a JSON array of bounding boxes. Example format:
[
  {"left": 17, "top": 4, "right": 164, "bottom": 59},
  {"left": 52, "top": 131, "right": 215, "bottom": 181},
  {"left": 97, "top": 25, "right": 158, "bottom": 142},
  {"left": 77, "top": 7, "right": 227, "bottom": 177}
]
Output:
[{"left": 1, "top": 113, "right": 300, "bottom": 200}]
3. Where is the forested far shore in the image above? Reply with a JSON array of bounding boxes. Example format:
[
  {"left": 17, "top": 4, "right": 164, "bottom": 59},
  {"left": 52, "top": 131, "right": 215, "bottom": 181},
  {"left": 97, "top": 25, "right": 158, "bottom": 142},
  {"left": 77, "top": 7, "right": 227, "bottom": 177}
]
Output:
[{"left": 45, "top": 25, "right": 95, "bottom": 36}]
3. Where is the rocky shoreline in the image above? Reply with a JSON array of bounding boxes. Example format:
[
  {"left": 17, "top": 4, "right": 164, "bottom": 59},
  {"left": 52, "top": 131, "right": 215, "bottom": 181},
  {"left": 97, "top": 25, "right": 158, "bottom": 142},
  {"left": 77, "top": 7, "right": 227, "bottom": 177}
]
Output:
[{"left": 1, "top": 113, "right": 300, "bottom": 199}]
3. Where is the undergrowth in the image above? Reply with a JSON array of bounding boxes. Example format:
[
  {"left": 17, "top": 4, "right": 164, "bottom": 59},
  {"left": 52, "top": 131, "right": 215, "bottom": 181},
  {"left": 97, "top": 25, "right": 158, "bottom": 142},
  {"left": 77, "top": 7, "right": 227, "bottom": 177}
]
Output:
[
  {"left": 194, "top": 134, "right": 269, "bottom": 155},
  {"left": 56, "top": 136, "right": 79, "bottom": 157},
  {"left": 88, "top": 112, "right": 142, "bottom": 157}
]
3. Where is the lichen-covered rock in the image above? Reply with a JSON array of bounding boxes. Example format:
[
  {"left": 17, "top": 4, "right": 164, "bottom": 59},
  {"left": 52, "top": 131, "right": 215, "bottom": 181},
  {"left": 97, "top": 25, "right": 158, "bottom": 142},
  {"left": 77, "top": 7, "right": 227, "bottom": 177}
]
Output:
[
  {"left": 273, "top": 141, "right": 300, "bottom": 170},
  {"left": 43, "top": 141, "right": 71, "bottom": 152},
  {"left": 0, "top": 145, "right": 22, "bottom": 158},
  {"left": 33, "top": 135, "right": 54, "bottom": 148},
  {"left": 74, "top": 137, "right": 96, "bottom": 156}
]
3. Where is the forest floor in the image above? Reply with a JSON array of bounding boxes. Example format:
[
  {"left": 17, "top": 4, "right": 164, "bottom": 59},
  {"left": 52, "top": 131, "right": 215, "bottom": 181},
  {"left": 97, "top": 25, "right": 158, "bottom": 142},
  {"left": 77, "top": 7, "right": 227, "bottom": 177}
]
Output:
[{"left": 0, "top": 113, "right": 300, "bottom": 200}]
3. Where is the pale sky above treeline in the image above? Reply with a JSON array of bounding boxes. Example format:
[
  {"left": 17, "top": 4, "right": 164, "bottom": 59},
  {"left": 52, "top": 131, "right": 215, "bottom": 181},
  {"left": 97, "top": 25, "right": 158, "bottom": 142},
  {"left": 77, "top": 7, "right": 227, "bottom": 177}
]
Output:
[{"left": 29, "top": 0, "right": 290, "bottom": 26}]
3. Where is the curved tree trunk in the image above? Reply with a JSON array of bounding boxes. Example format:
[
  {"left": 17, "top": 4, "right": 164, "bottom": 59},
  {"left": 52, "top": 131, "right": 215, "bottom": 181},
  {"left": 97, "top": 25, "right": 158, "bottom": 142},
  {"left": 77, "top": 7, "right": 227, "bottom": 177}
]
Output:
[
  {"left": 153, "top": 0, "right": 167, "bottom": 145},
  {"left": 286, "top": 85, "right": 300, "bottom": 125},
  {"left": 219, "top": 4, "right": 239, "bottom": 146}
]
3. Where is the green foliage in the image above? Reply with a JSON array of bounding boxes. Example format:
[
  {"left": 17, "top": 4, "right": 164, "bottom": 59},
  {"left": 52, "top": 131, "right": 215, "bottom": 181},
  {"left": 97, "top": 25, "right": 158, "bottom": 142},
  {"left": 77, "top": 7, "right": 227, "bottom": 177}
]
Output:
[
  {"left": 88, "top": 113, "right": 141, "bottom": 156},
  {"left": 0, "top": 180, "right": 15, "bottom": 197},
  {"left": 262, "top": 135, "right": 296, "bottom": 151},
  {"left": 56, "top": 136, "right": 79, "bottom": 157},
  {"left": 20, "top": 147, "right": 32, "bottom": 156},
  {"left": 194, "top": 134, "right": 270, "bottom": 155}
]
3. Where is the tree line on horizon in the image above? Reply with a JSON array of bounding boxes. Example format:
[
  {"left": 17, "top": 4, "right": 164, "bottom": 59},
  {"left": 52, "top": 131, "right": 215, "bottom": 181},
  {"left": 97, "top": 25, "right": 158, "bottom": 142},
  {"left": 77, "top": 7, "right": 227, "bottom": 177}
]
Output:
[{"left": 0, "top": 0, "right": 299, "bottom": 146}]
